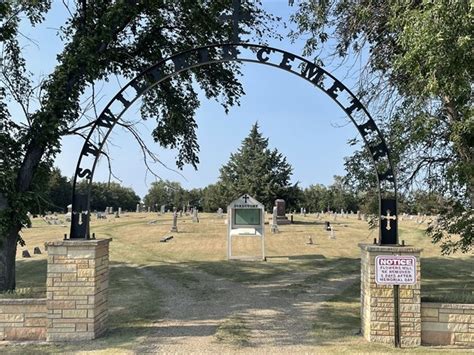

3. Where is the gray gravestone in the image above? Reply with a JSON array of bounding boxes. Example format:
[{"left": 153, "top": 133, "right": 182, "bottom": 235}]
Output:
[
  {"left": 170, "top": 211, "right": 178, "bottom": 232},
  {"left": 192, "top": 208, "right": 199, "bottom": 223},
  {"left": 136, "top": 203, "right": 140, "bottom": 213},
  {"left": 274, "top": 199, "right": 289, "bottom": 224},
  {"left": 271, "top": 206, "right": 279, "bottom": 233},
  {"left": 329, "top": 226, "right": 336, "bottom": 239}
]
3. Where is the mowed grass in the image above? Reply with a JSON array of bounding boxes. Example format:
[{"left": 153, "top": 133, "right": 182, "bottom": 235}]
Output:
[{"left": 4, "top": 212, "right": 473, "bottom": 353}]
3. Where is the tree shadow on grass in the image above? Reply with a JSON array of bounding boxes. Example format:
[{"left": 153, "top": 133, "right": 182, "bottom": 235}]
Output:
[
  {"left": 421, "top": 256, "right": 474, "bottom": 303},
  {"left": 4, "top": 255, "right": 473, "bottom": 353}
]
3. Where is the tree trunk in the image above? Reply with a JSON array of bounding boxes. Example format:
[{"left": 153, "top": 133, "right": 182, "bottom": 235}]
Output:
[{"left": 0, "top": 225, "right": 19, "bottom": 291}]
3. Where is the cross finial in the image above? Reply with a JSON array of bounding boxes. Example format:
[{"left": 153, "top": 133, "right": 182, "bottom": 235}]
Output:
[
  {"left": 381, "top": 209, "right": 397, "bottom": 230},
  {"left": 219, "top": 0, "right": 251, "bottom": 42},
  {"left": 242, "top": 194, "right": 250, "bottom": 203}
]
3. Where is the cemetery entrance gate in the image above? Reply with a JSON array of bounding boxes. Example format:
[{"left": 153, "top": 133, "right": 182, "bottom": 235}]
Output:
[
  {"left": 69, "top": 43, "right": 399, "bottom": 246},
  {"left": 58, "top": 41, "right": 426, "bottom": 347}
]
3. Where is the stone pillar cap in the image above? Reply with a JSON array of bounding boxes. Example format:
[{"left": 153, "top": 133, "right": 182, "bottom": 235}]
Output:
[
  {"left": 359, "top": 243, "right": 423, "bottom": 253},
  {"left": 45, "top": 238, "right": 112, "bottom": 248}
]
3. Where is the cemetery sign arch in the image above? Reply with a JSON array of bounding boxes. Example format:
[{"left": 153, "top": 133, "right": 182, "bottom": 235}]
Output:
[{"left": 70, "top": 43, "right": 398, "bottom": 244}]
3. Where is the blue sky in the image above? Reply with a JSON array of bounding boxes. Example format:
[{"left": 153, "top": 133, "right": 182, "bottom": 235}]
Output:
[{"left": 13, "top": 1, "right": 366, "bottom": 198}]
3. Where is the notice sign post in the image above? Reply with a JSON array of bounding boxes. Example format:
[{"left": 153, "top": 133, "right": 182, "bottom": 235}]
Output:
[{"left": 375, "top": 255, "right": 417, "bottom": 348}]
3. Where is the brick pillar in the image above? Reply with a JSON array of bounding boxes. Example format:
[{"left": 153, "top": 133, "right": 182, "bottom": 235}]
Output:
[
  {"left": 359, "top": 244, "right": 422, "bottom": 347},
  {"left": 45, "top": 239, "right": 111, "bottom": 341}
]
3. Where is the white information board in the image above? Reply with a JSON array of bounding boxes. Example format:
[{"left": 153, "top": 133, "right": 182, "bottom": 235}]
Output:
[
  {"left": 375, "top": 255, "right": 416, "bottom": 285},
  {"left": 227, "top": 194, "right": 265, "bottom": 260}
]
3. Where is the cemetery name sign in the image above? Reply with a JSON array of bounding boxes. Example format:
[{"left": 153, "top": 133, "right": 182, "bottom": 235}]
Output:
[
  {"left": 375, "top": 255, "right": 417, "bottom": 285},
  {"left": 70, "top": 43, "right": 398, "bottom": 245}
]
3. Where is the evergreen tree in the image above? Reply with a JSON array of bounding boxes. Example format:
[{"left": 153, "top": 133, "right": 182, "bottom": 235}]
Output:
[{"left": 219, "top": 123, "right": 295, "bottom": 210}]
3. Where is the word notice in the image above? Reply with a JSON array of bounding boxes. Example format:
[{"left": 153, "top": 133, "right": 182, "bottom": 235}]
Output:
[{"left": 375, "top": 255, "right": 416, "bottom": 285}]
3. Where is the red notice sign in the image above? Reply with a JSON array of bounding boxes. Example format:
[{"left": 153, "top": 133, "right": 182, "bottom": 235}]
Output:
[{"left": 375, "top": 255, "right": 417, "bottom": 285}]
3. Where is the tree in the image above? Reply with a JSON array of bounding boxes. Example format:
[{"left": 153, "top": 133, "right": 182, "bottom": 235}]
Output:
[
  {"left": 219, "top": 122, "right": 296, "bottom": 210},
  {"left": 302, "top": 177, "right": 359, "bottom": 213},
  {"left": 44, "top": 168, "right": 72, "bottom": 214},
  {"left": 143, "top": 180, "right": 186, "bottom": 211},
  {"left": 291, "top": 1, "right": 473, "bottom": 253},
  {"left": 77, "top": 181, "right": 140, "bottom": 212},
  {"left": 0, "top": 1, "right": 278, "bottom": 290},
  {"left": 201, "top": 183, "right": 229, "bottom": 212}
]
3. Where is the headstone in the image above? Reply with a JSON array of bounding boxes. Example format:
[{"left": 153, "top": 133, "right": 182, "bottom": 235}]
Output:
[
  {"left": 160, "top": 205, "right": 166, "bottom": 214},
  {"left": 271, "top": 206, "right": 279, "bottom": 233},
  {"left": 217, "top": 207, "right": 224, "bottom": 219},
  {"left": 160, "top": 235, "right": 173, "bottom": 243},
  {"left": 192, "top": 208, "right": 199, "bottom": 223},
  {"left": 33, "top": 247, "right": 41, "bottom": 255},
  {"left": 118, "top": 207, "right": 122, "bottom": 216},
  {"left": 170, "top": 211, "right": 178, "bottom": 232},
  {"left": 303, "top": 208, "right": 306, "bottom": 217},
  {"left": 325, "top": 221, "right": 331, "bottom": 231},
  {"left": 136, "top": 203, "right": 140, "bottom": 213},
  {"left": 109, "top": 206, "right": 113, "bottom": 214},
  {"left": 66, "top": 204, "right": 73, "bottom": 221},
  {"left": 115, "top": 211, "right": 119, "bottom": 218},
  {"left": 22, "top": 250, "right": 31, "bottom": 258},
  {"left": 300, "top": 207, "right": 304, "bottom": 215},
  {"left": 274, "top": 199, "right": 290, "bottom": 224},
  {"left": 329, "top": 226, "right": 336, "bottom": 239}
]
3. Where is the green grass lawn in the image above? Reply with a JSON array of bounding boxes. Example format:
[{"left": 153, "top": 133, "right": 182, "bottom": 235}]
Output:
[{"left": 1, "top": 213, "right": 472, "bottom": 353}]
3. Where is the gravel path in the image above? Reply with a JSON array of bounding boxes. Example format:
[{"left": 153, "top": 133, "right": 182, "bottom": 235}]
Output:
[{"left": 136, "top": 263, "right": 358, "bottom": 354}]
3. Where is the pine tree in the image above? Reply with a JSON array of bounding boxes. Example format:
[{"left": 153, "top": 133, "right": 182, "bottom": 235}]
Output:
[{"left": 219, "top": 123, "right": 295, "bottom": 210}]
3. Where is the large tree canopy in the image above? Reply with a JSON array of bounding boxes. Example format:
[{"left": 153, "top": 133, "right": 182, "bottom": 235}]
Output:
[
  {"left": 0, "top": 0, "right": 278, "bottom": 290},
  {"left": 219, "top": 122, "right": 296, "bottom": 210},
  {"left": 291, "top": 0, "right": 473, "bottom": 254}
]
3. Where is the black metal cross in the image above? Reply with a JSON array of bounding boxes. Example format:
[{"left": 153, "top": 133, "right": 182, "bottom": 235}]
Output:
[
  {"left": 242, "top": 194, "right": 250, "bottom": 203},
  {"left": 219, "top": 0, "right": 251, "bottom": 42}
]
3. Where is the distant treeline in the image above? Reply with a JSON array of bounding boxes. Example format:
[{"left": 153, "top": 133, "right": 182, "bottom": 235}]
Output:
[{"left": 39, "top": 168, "right": 445, "bottom": 215}]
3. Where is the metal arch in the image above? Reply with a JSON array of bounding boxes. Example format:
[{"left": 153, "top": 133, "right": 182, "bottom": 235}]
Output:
[{"left": 70, "top": 43, "right": 398, "bottom": 244}]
